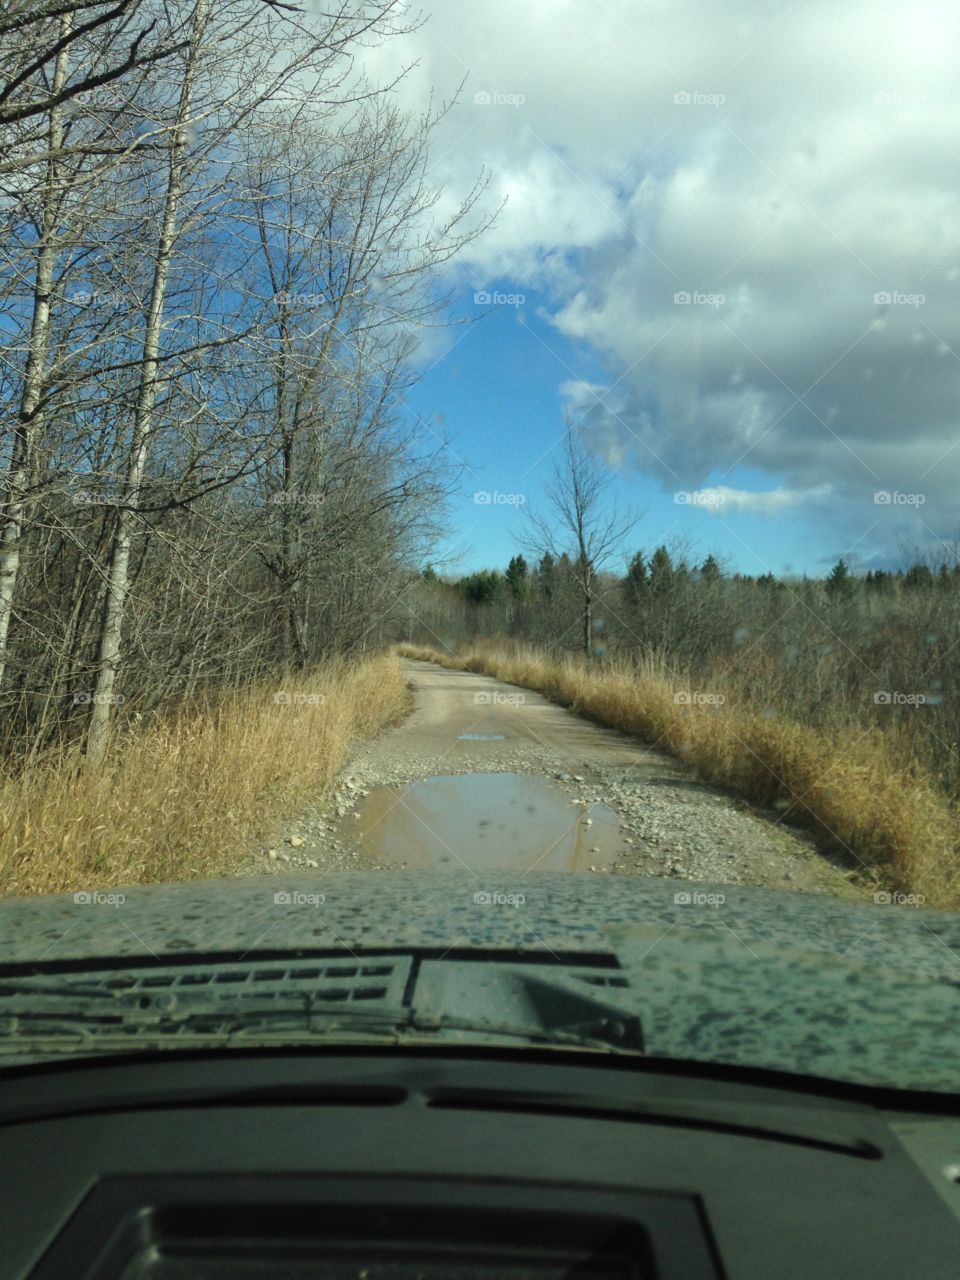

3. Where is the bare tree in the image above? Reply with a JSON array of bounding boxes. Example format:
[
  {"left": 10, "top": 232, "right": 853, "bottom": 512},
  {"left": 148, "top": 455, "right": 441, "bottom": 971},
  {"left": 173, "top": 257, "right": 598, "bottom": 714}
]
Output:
[
  {"left": 242, "top": 92, "right": 492, "bottom": 665},
  {"left": 0, "top": 0, "right": 493, "bottom": 763},
  {"left": 524, "top": 418, "right": 642, "bottom": 657}
]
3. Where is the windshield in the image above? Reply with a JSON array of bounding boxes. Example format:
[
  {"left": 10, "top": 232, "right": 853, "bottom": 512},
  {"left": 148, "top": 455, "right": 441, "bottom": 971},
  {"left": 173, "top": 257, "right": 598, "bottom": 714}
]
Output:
[{"left": 0, "top": 0, "right": 958, "bottom": 1097}]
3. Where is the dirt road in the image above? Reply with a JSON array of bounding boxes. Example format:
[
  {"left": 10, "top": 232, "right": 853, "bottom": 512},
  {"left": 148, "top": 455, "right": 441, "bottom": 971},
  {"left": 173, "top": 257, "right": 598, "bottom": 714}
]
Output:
[{"left": 250, "top": 659, "right": 861, "bottom": 897}]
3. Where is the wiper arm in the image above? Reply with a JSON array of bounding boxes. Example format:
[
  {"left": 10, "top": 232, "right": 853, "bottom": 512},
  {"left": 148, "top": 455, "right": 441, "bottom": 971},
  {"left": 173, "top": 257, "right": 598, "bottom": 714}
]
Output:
[{"left": 0, "top": 957, "right": 644, "bottom": 1058}]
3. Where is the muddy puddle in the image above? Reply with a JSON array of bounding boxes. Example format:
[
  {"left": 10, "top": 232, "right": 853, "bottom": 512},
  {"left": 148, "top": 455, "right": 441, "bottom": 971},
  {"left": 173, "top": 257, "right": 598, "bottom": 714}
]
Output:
[{"left": 339, "top": 773, "right": 621, "bottom": 872}]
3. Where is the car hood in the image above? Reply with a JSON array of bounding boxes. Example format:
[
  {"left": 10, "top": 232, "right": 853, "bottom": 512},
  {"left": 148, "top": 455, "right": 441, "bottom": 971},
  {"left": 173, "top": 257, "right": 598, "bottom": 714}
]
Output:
[{"left": 0, "top": 872, "right": 958, "bottom": 1092}]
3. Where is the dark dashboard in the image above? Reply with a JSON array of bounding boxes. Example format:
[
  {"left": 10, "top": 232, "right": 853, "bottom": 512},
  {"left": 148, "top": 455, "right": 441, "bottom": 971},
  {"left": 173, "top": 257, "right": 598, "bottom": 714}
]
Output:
[{"left": 2, "top": 1049, "right": 960, "bottom": 1278}]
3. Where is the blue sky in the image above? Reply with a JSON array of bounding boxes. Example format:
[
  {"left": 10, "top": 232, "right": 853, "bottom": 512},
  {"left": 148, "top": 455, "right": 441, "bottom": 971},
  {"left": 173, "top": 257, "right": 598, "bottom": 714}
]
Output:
[
  {"left": 407, "top": 279, "right": 923, "bottom": 579},
  {"left": 359, "top": 0, "right": 960, "bottom": 579}
]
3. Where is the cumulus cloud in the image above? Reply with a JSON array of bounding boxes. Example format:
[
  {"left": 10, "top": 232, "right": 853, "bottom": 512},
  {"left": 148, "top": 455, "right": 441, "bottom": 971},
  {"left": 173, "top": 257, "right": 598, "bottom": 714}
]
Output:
[{"left": 362, "top": 0, "right": 960, "bottom": 558}]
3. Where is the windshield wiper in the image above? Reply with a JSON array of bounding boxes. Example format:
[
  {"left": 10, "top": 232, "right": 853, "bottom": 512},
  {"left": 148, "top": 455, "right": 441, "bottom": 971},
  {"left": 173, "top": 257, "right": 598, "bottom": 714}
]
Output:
[{"left": 0, "top": 957, "right": 643, "bottom": 1058}]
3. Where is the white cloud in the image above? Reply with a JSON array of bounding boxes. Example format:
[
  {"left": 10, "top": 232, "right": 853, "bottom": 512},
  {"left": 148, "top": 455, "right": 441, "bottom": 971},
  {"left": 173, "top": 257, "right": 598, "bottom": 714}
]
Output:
[
  {"left": 360, "top": 0, "right": 960, "bottom": 558},
  {"left": 687, "top": 485, "right": 836, "bottom": 516}
]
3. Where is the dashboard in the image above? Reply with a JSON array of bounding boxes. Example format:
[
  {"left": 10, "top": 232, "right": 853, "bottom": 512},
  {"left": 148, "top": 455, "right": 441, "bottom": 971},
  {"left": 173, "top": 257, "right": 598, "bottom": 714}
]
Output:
[{"left": 2, "top": 1049, "right": 960, "bottom": 1278}]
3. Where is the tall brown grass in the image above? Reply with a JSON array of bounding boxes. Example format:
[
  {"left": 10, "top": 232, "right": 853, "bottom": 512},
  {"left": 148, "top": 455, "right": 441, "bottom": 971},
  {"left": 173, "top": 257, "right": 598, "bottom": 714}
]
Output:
[
  {"left": 399, "top": 642, "right": 960, "bottom": 910},
  {"left": 0, "top": 653, "right": 409, "bottom": 898}
]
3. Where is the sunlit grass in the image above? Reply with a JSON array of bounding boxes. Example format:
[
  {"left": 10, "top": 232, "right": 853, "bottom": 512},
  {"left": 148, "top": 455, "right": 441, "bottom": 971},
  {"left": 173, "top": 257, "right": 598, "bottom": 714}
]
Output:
[
  {"left": 399, "top": 642, "right": 960, "bottom": 910},
  {"left": 0, "top": 654, "right": 410, "bottom": 898}
]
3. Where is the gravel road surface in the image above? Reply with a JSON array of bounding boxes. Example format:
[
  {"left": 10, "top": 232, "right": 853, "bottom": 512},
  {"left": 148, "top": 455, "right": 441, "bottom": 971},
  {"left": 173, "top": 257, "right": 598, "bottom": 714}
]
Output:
[{"left": 246, "top": 659, "right": 862, "bottom": 898}]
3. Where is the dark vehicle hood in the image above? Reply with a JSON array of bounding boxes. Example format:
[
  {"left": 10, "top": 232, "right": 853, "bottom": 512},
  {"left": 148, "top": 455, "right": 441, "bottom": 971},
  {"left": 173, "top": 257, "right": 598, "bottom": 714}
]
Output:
[{"left": 0, "top": 872, "right": 958, "bottom": 1092}]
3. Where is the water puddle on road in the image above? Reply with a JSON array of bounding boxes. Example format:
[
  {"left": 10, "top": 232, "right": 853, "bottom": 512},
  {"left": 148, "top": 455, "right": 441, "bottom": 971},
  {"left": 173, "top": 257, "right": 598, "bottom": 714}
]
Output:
[{"left": 341, "top": 773, "right": 620, "bottom": 872}]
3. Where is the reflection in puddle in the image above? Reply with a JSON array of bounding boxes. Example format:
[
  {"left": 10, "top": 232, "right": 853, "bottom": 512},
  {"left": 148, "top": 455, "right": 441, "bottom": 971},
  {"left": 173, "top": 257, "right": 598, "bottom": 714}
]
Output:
[
  {"left": 458, "top": 733, "right": 505, "bottom": 741},
  {"left": 341, "top": 773, "right": 620, "bottom": 872}
]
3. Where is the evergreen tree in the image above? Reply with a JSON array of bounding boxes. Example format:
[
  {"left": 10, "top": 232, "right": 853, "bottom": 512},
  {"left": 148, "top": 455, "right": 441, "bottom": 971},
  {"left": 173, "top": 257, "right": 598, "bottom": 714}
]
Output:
[
  {"left": 536, "top": 552, "right": 556, "bottom": 599},
  {"left": 504, "top": 554, "right": 529, "bottom": 599},
  {"left": 825, "top": 558, "right": 854, "bottom": 598},
  {"left": 700, "top": 553, "right": 722, "bottom": 584},
  {"left": 903, "top": 563, "right": 935, "bottom": 589},
  {"left": 648, "top": 545, "right": 674, "bottom": 595},
  {"left": 458, "top": 570, "right": 503, "bottom": 605},
  {"left": 621, "top": 550, "right": 648, "bottom": 606}
]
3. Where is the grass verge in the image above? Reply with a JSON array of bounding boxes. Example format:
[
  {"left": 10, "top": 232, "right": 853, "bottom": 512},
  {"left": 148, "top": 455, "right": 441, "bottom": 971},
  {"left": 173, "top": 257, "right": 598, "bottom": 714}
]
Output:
[
  {"left": 0, "top": 652, "right": 410, "bottom": 898},
  {"left": 398, "top": 642, "right": 960, "bottom": 910}
]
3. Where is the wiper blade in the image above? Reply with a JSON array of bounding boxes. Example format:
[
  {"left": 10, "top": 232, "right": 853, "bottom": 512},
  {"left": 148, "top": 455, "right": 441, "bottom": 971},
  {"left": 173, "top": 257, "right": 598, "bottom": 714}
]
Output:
[{"left": 0, "top": 956, "right": 644, "bottom": 1058}]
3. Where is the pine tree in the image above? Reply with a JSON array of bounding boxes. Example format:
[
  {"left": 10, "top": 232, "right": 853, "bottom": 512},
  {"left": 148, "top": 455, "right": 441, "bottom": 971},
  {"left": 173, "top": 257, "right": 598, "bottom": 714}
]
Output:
[
  {"left": 505, "top": 554, "right": 529, "bottom": 599},
  {"left": 648, "top": 545, "right": 674, "bottom": 594},
  {"left": 700, "top": 553, "right": 722, "bottom": 583},
  {"left": 825, "top": 558, "right": 854, "bottom": 598},
  {"left": 621, "top": 550, "right": 648, "bottom": 606}
]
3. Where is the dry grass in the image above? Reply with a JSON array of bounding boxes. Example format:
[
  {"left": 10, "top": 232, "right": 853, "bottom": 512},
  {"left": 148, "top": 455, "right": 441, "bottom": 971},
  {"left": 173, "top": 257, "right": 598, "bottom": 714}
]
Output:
[
  {"left": 399, "top": 642, "right": 960, "bottom": 909},
  {"left": 0, "top": 653, "right": 410, "bottom": 899}
]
